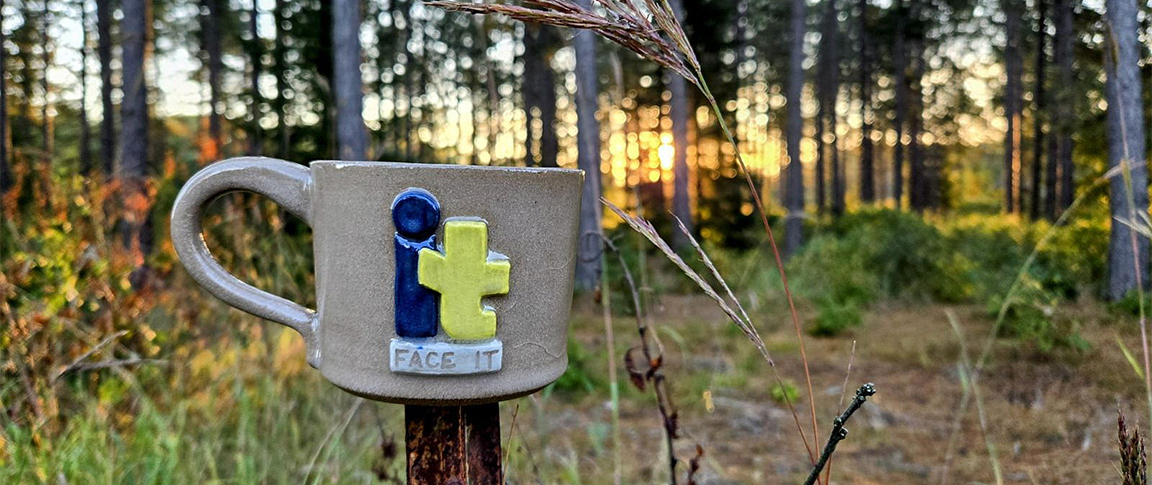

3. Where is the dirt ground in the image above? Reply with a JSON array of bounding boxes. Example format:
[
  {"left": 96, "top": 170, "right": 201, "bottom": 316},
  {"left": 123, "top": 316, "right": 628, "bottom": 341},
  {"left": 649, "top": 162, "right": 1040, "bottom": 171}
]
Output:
[{"left": 499, "top": 294, "right": 1141, "bottom": 484}]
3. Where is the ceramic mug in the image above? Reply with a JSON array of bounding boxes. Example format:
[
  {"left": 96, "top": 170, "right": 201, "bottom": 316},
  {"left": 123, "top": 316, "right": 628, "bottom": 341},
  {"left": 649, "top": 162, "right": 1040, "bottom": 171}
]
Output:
[{"left": 170, "top": 157, "right": 584, "bottom": 404}]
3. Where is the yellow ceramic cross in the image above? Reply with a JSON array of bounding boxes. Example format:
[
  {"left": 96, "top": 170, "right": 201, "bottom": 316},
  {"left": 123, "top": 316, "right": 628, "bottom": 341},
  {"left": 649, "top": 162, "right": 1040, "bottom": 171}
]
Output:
[{"left": 418, "top": 220, "right": 510, "bottom": 340}]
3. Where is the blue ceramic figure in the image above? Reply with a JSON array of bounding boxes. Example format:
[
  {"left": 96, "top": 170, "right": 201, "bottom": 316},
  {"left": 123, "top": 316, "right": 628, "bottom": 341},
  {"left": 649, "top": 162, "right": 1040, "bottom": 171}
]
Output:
[{"left": 392, "top": 188, "right": 441, "bottom": 338}]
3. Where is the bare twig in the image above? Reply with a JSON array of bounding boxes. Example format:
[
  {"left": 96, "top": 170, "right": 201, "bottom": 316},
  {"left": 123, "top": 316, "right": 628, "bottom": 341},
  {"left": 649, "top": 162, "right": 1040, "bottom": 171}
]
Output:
[
  {"left": 58, "top": 358, "right": 167, "bottom": 374},
  {"left": 602, "top": 234, "right": 685, "bottom": 484},
  {"left": 802, "top": 383, "right": 876, "bottom": 485},
  {"left": 52, "top": 330, "right": 128, "bottom": 384},
  {"left": 686, "top": 444, "right": 704, "bottom": 485}
]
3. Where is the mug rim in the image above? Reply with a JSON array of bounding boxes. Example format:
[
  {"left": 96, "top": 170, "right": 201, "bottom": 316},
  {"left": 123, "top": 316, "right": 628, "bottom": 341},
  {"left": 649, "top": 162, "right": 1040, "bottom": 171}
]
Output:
[{"left": 310, "top": 160, "right": 583, "bottom": 175}]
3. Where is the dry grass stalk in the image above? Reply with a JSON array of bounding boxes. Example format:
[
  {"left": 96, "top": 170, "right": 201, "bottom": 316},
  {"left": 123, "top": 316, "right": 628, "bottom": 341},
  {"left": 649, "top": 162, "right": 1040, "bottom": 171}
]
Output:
[
  {"left": 597, "top": 241, "right": 624, "bottom": 484},
  {"left": 425, "top": 0, "right": 698, "bottom": 83},
  {"left": 825, "top": 340, "right": 856, "bottom": 484},
  {"left": 603, "top": 199, "right": 817, "bottom": 462},
  {"left": 602, "top": 233, "right": 692, "bottom": 484},
  {"left": 428, "top": 0, "right": 824, "bottom": 477}
]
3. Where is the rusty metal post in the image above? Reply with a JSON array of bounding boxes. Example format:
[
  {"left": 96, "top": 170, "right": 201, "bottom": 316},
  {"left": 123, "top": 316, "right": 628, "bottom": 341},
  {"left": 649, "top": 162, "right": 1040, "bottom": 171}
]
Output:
[{"left": 405, "top": 403, "right": 502, "bottom": 484}]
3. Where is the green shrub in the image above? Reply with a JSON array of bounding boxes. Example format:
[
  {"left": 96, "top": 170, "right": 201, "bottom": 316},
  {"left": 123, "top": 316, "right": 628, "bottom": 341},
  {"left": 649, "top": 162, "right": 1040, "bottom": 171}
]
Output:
[
  {"left": 827, "top": 209, "right": 972, "bottom": 301},
  {"left": 987, "top": 279, "right": 1090, "bottom": 353},
  {"left": 788, "top": 230, "right": 879, "bottom": 307},
  {"left": 810, "top": 298, "right": 864, "bottom": 336},
  {"left": 1110, "top": 290, "right": 1150, "bottom": 317},
  {"left": 769, "top": 380, "right": 800, "bottom": 405},
  {"left": 549, "top": 336, "right": 601, "bottom": 395}
]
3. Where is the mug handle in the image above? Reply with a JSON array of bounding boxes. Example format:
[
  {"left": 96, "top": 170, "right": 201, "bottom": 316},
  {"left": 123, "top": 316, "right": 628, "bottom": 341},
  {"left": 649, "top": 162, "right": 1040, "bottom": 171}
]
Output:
[{"left": 170, "top": 157, "right": 318, "bottom": 365}]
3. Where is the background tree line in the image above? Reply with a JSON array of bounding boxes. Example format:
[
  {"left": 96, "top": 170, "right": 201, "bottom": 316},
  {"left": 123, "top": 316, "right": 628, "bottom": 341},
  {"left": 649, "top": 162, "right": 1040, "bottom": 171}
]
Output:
[{"left": 0, "top": 0, "right": 1143, "bottom": 297}]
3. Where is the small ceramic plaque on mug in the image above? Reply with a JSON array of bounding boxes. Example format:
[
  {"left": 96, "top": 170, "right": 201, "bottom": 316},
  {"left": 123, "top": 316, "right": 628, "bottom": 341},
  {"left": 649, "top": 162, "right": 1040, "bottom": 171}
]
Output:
[{"left": 170, "top": 158, "right": 584, "bottom": 404}]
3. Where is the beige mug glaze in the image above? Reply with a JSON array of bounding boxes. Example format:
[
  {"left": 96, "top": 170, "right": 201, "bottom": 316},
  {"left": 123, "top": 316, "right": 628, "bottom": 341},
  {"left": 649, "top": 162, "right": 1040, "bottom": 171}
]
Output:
[{"left": 170, "top": 157, "right": 584, "bottom": 404}]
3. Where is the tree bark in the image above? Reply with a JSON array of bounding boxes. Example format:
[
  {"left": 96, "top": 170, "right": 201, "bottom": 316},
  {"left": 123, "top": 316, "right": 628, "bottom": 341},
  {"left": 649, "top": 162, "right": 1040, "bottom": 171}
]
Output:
[
  {"left": 1003, "top": 0, "right": 1023, "bottom": 213},
  {"left": 273, "top": 0, "right": 290, "bottom": 158},
  {"left": 119, "top": 0, "right": 149, "bottom": 271},
  {"left": 97, "top": 0, "right": 115, "bottom": 176},
  {"left": 96, "top": 0, "right": 114, "bottom": 176},
  {"left": 909, "top": 36, "right": 926, "bottom": 211},
  {"left": 1105, "top": 0, "right": 1149, "bottom": 300},
  {"left": 333, "top": 0, "right": 367, "bottom": 161},
  {"left": 248, "top": 0, "right": 263, "bottom": 156},
  {"left": 892, "top": 0, "right": 907, "bottom": 208},
  {"left": 1029, "top": 0, "right": 1047, "bottom": 220},
  {"left": 522, "top": 24, "right": 559, "bottom": 167},
  {"left": 479, "top": 18, "right": 499, "bottom": 165},
  {"left": 79, "top": 0, "right": 92, "bottom": 175},
  {"left": 669, "top": 0, "right": 692, "bottom": 249},
  {"left": 815, "top": 0, "right": 834, "bottom": 215},
  {"left": 826, "top": 0, "right": 844, "bottom": 216},
  {"left": 573, "top": 0, "right": 602, "bottom": 290},
  {"left": 400, "top": 0, "right": 413, "bottom": 160},
  {"left": 858, "top": 0, "right": 875, "bottom": 203},
  {"left": 1054, "top": 0, "right": 1074, "bottom": 214},
  {"left": 201, "top": 0, "right": 223, "bottom": 161},
  {"left": 40, "top": 0, "right": 53, "bottom": 179},
  {"left": 0, "top": 0, "right": 9, "bottom": 194},
  {"left": 785, "top": 0, "right": 806, "bottom": 256}
]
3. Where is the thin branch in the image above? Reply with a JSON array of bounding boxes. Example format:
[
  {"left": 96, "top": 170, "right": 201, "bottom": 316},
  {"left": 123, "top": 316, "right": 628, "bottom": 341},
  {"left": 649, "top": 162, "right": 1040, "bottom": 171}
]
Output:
[
  {"left": 603, "top": 234, "right": 683, "bottom": 484},
  {"left": 802, "top": 383, "right": 876, "bottom": 485},
  {"left": 52, "top": 330, "right": 128, "bottom": 384},
  {"left": 59, "top": 358, "right": 167, "bottom": 374}
]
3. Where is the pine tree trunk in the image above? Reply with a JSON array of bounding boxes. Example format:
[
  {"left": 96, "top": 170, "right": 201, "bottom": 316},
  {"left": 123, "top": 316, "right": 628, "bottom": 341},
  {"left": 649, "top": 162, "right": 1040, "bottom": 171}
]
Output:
[
  {"left": 827, "top": 0, "right": 844, "bottom": 216},
  {"left": 119, "top": 0, "right": 149, "bottom": 266},
  {"left": 40, "top": 0, "right": 52, "bottom": 177},
  {"left": 1105, "top": 0, "right": 1149, "bottom": 300},
  {"left": 816, "top": 0, "right": 838, "bottom": 215},
  {"left": 539, "top": 69, "right": 558, "bottom": 168},
  {"left": 79, "top": 0, "right": 92, "bottom": 175},
  {"left": 333, "top": 0, "right": 367, "bottom": 161},
  {"left": 273, "top": 0, "right": 290, "bottom": 158},
  {"left": 400, "top": 0, "right": 412, "bottom": 160},
  {"left": 892, "top": 0, "right": 907, "bottom": 208},
  {"left": 669, "top": 0, "right": 692, "bottom": 249},
  {"left": 908, "top": 37, "right": 926, "bottom": 211},
  {"left": 0, "top": 0, "right": 9, "bottom": 193},
  {"left": 522, "top": 24, "right": 558, "bottom": 167},
  {"left": 97, "top": 0, "right": 114, "bottom": 175},
  {"left": 479, "top": 19, "right": 499, "bottom": 165},
  {"left": 1030, "top": 0, "right": 1047, "bottom": 220},
  {"left": 248, "top": 0, "right": 263, "bottom": 156},
  {"left": 1055, "top": 0, "right": 1074, "bottom": 213},
  {"left": 815, "top": 65, "right": 827, "bottom": 215},
  {"left": 1003, "top": 0, "right": 1023, "bottom": 213},
  {"left": 785, "top": 0, "right": 806, "bottom": 256},
  {"left": 573, "top": 0, "right": 602, "bottom": 290},
  {"left": 858, "top": 0, "right": 875, "bottom": 203},
  {"left": 202, "top": 0, "right": 223, "bottom": 161}
]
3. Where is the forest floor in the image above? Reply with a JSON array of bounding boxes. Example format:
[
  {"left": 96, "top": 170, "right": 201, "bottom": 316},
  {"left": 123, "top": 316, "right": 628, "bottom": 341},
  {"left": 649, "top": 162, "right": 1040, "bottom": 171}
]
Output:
[
  {"left": 6, "top": 293, "right": 1138, "bottom": 484},
  {"left": 503, "top": 294, "right": 1139, "bottom": 484}
]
